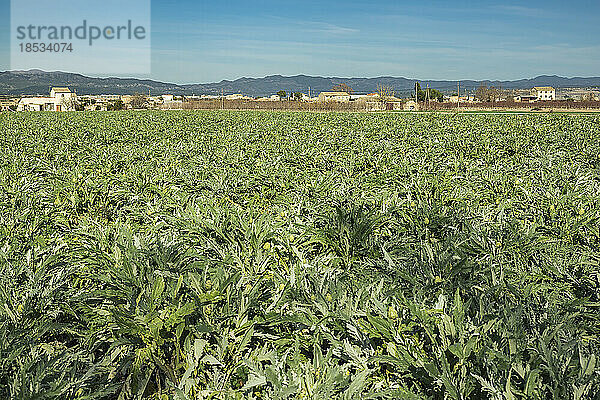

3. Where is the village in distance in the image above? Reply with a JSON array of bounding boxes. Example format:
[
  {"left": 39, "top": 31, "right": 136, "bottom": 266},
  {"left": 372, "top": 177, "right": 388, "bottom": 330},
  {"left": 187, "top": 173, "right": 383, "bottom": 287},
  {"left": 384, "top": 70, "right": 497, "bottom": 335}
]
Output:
[{"left": 2, "top": 79, "right": 600, "bottom": 113}]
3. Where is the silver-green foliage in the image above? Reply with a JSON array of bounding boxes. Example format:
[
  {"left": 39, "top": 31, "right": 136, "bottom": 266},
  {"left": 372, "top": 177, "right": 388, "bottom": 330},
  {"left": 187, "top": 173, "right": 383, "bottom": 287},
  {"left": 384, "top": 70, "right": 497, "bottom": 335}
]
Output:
[{"left": 0, "top": 111, "right": 599, "bottom": 399}]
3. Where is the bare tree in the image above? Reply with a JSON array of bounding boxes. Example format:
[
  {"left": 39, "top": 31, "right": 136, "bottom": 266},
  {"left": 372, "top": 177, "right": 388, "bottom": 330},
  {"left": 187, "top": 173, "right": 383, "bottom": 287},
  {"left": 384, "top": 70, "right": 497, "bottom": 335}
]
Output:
[
  {"left": 489, "top": 86, "right": 501, "bottom": 102},
  {"left": 332, "top": 83, "right": 354, "bottom": 94},
  {"left": 60, "top": 96, "right": 80, "bottom": 111},
  {"left": 130, "top": 93, "right": 147, "bottom": 109},
  {"left": 476, "top": 84, "right": 502, "bottom": 102},
  {"left": 376, "top": 84, "right": 395, "bottom": 110},
  {"left": 475, "top": 84, "right": 489, "bottom": 102}
]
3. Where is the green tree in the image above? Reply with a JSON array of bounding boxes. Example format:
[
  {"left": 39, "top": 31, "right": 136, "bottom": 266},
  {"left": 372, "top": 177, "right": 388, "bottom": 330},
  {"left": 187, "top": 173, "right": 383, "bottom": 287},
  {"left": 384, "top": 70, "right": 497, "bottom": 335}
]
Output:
[
  {"left": 414, "top": 82, "right": 443, "bottom": 102},
  {"left": 425, "top": 88, "right": 444, "bottom": 102},
  {"left": 277, "top": 90, "right": 287, "bottom": 100},
  {"left": 293, "top": 92, "right": 303, "bottom": 101},
  {"left": 108, "top": 99, "right": 125, "bottom": 111}
]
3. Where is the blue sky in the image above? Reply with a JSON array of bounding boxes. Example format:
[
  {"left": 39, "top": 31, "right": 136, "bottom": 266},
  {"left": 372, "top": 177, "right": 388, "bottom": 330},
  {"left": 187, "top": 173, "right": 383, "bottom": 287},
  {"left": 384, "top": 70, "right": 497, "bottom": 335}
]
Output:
[{"left": 1, "top": 0, "right": 599, "bottom": 83}]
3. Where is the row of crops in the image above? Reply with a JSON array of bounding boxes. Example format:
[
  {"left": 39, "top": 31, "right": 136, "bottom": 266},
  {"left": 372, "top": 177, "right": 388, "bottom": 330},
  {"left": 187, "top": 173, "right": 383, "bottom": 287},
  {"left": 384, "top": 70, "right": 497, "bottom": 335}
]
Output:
[{"left": 0, "top": 111, "right": 599, "bottom": 399}]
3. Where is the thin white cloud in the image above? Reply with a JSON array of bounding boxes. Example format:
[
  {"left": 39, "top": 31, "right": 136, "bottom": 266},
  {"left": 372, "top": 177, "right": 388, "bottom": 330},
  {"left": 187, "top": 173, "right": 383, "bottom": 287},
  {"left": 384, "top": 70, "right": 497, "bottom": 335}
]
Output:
[
  {"left": 303, "top": 22, "right": 359, "bottom": 35},
  {"left": 492, "top": 5, "right": 554, "bottom": 18}
]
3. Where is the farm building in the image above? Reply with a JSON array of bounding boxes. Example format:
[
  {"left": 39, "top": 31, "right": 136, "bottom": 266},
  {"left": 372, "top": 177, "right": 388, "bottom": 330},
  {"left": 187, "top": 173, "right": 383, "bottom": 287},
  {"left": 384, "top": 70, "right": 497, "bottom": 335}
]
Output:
[
  {"left": 18, "top": 97, "right": 58, "bottom": 111},
  {"left": 83, "top": 99, "right": 110, "bottom": 111},
  {"left": 0, "top": 99, "right": 18, "bottom": 111},
  {"left": 225, "top": 94, "right": 253, "bottom": 100},
  {"left": 447, "top": 95, "right": 475, "bottom": 103},
  {"left": 403, "top": 100, "right": 419, "bottom": 111},
  {"left": 533, "top": 86, "right": 556, "bottom": 101},
  {"left": 317, "top": 91, "right": 351, "bottom": 102},
  {"left": 17, "top": 87, "right": 77, "bottom": 111},
  {"left": 256, "top": 95, "right": 282, "bottom": 101},
  {"left": 356, "top": 94, "right": 403, "bottom": 111},
  {"left": 50, "top": 87, "right": 76, "bottom": 101},
  {"left": 514, "top": 94, "right": 540, "bottom": 103},
  {"left": 559, "top": 89, "right": 600, "bottom": 101}
]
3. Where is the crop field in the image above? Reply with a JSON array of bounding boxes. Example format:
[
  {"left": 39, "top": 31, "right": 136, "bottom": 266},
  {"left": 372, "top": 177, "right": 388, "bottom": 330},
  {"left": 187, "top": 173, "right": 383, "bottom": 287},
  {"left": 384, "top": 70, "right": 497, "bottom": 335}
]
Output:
[{"left": 1, "top": 111, "right": 599, "bottom": 399}]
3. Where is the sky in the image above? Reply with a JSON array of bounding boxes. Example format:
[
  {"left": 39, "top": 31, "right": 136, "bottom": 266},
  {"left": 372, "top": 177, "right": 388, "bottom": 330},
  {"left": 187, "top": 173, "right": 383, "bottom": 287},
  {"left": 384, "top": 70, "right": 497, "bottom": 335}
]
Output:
[{"left": 1, "top": 0, "right": 599, "bottom": 84}]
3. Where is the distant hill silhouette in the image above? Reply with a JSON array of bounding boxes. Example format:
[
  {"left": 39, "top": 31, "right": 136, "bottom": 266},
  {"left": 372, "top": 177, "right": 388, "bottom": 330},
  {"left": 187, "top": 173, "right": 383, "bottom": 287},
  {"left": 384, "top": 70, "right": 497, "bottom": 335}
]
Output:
[{"left": 2, "top": 70, "right": 599, "bottom": 97}]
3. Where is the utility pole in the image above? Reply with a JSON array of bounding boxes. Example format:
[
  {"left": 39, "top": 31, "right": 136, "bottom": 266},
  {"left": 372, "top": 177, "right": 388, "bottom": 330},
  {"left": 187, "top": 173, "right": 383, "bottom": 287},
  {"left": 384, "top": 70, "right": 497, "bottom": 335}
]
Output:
[
  {"left": 426, "top": 83, "right": 430, "bottom": 111},
  {"left": 457, "top": 81, "right": 460, "bottom": 111},
  {"left": 221, "top": 88, "right": 224, "bottom": 110}
]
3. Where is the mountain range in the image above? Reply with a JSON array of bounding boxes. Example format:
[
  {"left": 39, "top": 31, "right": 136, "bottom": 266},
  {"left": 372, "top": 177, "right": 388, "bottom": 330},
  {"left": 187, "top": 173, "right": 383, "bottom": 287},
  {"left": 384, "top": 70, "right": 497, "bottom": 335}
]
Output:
[{"left": 1, "top": 70, "right": 600, "bottom": 97}]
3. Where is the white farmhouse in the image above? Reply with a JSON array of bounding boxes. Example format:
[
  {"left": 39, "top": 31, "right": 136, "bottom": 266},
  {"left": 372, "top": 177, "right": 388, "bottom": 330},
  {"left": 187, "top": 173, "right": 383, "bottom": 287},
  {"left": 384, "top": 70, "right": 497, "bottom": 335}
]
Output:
[
  {"left": 17, "top": 87, "right": 77, "bottom": 111},
  {"left": 17, "top": 97, "right": 57, "bottom": 111},
  {"left": 50, "top": 87, "right": 75, "bottom": 101},
  {"left": 533, "top": 87, "right": 556, "bottom": 101},
  {"left": 317, "top": 91, "right": 351, "bottom": 102}
]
